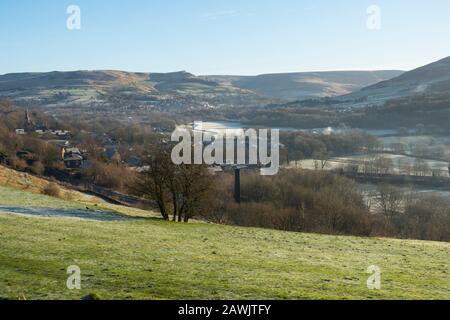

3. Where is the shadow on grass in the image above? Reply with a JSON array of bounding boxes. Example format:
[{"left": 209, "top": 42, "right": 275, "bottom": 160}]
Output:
[{"left": 0, "top": 205, "right": 161, "bottom": 222}]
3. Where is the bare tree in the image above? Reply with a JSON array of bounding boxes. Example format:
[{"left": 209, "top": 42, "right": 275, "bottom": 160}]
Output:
[
  {"left": 175, "top": 164, "right": 214, "bottom": 222},
  {"left": 373, "top": 156, "right": 394, "bottom": 175},
  {"left": 374, "top": 183, "right": 404, "bottom": 221},
  {"left": 132, "top": 145, "right": 215, "bottom": 222},
  {"left": 413, "top": 158, "right": 431, "bottom": 176},
  {"left": 398, "top": 158, "right": 413, "bottom": 176},
  {"left": 132, "top": 147, "right": 172, "bottom": 220},
  {"left": 313, "top": 149, "right": 331, "bottom": 170}
]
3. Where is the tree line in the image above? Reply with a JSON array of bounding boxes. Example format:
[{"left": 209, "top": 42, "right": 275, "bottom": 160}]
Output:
[{"left": 131, "top": 150, "right": 449, "bottom": 242}]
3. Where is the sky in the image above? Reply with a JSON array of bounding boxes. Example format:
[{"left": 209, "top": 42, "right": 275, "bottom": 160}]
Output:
[{"left": 0, "top": 0, "right": 449, "bottom": 75}]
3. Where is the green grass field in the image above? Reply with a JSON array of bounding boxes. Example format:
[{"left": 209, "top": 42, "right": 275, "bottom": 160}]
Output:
[{"left": 0, "top": 185, "right": 449, "bottom": 300}]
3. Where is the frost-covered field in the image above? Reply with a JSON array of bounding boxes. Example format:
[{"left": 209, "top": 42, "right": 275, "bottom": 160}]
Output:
[
  {"left": 288, "top": 153, "right": 449, "bottom": 177},
  {"left": 380, "top": 135, "right": 450, "bottom": 148},
  {"left": 359, "top": 183, "right": 450, "bottom": 201}
]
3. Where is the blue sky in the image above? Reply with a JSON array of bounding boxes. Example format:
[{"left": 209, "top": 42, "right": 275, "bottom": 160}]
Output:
[{"left": 0, "top": 0, "right": 449, "bottom": 75}]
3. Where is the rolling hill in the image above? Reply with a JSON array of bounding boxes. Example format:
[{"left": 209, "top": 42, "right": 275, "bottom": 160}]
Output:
[
  {"left": 0, "top": 69, "right": 404, "bottom": 109},
  {"left": 341, "top": 56, "right": 450, "bottom": 106},
  {"left": 0, "top": 70, "right": 264, "bottom": 109},
  {"left": 205, "top": 70, "right": 404, "bottom": 101}
]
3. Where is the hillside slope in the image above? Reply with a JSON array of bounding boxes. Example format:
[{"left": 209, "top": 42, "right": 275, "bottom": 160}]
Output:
[
  {"left": 0, "top": 69, "right": 403, "bottom": 108},
  {"left": 342, "top": 56, "right": 450, "bottom": 105},
  {"left": 0, "top": 180, "right": 448, "bottom": 300},
  {"left": 0, "top": 70, "right": 264, "bottom": 109},
  {"left": 205, "top": 70, "right": 403, "bottom": 101},
  {"left": 0, "top": 165, "right": 156, "bottom": 218}
]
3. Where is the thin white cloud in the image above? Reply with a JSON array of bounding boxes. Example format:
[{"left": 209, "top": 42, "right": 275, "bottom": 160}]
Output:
[{"left": 201, "top": 10, "right": 251, "bottom": 20}]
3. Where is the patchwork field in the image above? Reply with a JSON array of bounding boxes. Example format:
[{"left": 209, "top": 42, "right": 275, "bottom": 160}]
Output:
[{"left": 0, "top": 183, "right": 449, "bottom": 300}]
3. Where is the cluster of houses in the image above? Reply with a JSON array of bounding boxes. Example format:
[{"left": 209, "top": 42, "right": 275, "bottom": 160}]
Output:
[
  {"left": 14, "top": 125, "right": 87, "bottom": 169},
  {"left": 14, "top": 109, "right": 70, "bottom": 138},
  {"left": 15, "top": 128, "right": 71, "bottom": 139},
  {"left": 13, "top": 110, "right": 142, "bottom": 171}
]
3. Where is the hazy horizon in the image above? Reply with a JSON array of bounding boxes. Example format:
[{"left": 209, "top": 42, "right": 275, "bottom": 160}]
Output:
[{"left": 0, "top": 67, "right": 410, "bottom": 77}]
